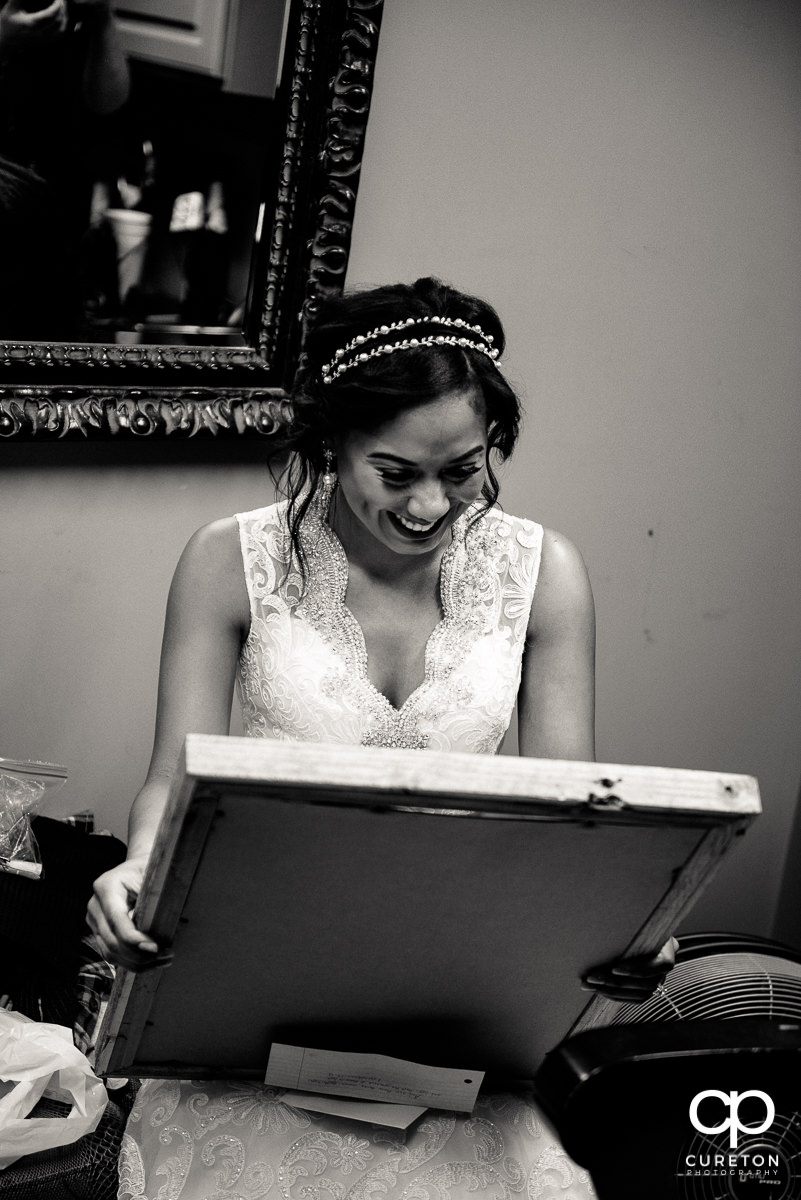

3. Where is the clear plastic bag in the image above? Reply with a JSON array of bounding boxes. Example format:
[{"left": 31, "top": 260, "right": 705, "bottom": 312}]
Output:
[
  {"left": 0, "top": 758, "right": 67, "bottom": 880},
  {"left": 0, "top": 1009, "right": 108, "bottom": 1169}
]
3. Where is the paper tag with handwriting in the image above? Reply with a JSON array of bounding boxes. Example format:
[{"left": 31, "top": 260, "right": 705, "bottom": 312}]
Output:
[
  {"left": 265, "top": 1045, "right": 483, "bottom": 1112},
  {"left": 280, "top": 1090, "right": 426, "bottom": 1129}
]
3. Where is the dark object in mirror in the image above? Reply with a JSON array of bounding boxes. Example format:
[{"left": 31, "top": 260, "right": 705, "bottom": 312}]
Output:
[
  {"left": 0, "top": 0, "right": 384, "bottom": 439},
  {"left": 77, "top": 61, "right": 273, "bottom": 344}
]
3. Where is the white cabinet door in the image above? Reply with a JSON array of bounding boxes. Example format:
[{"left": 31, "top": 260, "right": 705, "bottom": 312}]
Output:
[{"left": 113, "top": 0, "right": 232, "bottom": 77}]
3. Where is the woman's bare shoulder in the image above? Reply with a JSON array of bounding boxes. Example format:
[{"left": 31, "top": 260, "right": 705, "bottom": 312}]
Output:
[
  {"left": 539, "top": 526, "right": 589, "bottom": 577},
  {"left": 528, "top": 526, "right": 595, "bottom": 640},
  {"left": 176, "top": 516, "right": 242, "bottom": 575},
  {"left": 170, "top": 517, "right": 250, "bottom": 631}
]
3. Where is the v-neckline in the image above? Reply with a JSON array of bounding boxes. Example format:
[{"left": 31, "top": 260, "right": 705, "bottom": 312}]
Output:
[{"left": 303, "top": 478, "right": 469, "bottom": 715}]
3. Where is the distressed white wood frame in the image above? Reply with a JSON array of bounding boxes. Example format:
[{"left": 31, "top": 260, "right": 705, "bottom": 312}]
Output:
[{"left": 96, "top": 734, "right": 760, "bottom": 1081}]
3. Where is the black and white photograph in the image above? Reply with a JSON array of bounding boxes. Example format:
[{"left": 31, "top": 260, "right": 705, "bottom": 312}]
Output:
[{"left": 1, "top": 2, "right": 800, "bottom": 1197}]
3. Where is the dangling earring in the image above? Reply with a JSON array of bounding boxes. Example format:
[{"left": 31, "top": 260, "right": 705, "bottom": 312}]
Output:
[{"left": 322, "top": 446, "right": 335, "bottom": 485}]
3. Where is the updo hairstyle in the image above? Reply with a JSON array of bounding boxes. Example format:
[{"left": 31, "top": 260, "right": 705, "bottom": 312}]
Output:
[{"left": 275, "top": 276, "right": 523, "bottom": 570}]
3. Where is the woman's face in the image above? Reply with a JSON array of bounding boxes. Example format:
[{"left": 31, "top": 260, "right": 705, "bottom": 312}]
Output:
[{"left": 333, "top": 386, "right": 489, "bottom": 558}]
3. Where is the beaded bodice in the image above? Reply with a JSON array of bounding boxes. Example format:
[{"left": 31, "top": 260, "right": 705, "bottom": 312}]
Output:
[{"left": 235, "top": 480, "right": 543, "bottom": 754}]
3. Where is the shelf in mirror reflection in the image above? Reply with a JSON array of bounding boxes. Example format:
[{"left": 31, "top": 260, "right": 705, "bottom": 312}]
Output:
[{"left": 83, "top": 320, "right": 248, "bottom": 347}]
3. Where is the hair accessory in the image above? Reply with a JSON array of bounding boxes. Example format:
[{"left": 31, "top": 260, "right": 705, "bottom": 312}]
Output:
[{"left": 321, "top": 315, "right": 501, "bottom": 384}]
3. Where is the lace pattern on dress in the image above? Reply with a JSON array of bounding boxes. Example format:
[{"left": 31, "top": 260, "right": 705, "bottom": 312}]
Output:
[
  {"left": 235, "top": 478, "right": 543, "bottom": 755},
  {"left": 118, "top": 1079, "right": 597, "bottom": 1200}
]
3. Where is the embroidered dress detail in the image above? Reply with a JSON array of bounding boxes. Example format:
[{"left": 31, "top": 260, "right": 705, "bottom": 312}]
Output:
[
  {"left": 235, "top": 477, "right": 544, "bottom": 754},
  {"left": 119, "top": 1081, "right": 597, "bottom": 1200}
]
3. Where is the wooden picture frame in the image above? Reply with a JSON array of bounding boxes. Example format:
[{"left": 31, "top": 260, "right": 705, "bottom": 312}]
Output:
[{"left": 96, "top": 734, "right": 760, "bottom": 1081}]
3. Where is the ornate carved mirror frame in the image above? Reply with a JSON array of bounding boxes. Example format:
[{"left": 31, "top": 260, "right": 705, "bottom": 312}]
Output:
[{"left": 0, "top": 0, "right": 383, "bottom": 442}]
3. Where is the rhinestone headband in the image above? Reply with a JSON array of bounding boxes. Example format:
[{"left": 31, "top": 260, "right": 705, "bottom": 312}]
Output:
[{"left": 321, "top": 315, "right": 501, "bottom": 384}]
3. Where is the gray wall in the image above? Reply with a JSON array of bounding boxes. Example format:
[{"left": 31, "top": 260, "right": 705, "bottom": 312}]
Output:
[{"left": 1, "top": 449, "right": 270, "bottom": 836}]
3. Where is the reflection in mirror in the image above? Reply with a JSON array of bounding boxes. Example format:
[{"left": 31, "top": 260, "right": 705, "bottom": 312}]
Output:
[
  {"left": 0, "top": 0, "right": 287, "bottom": 347},
  {"left": 0, "top": 0, "right": 383, "bottom": 439}
]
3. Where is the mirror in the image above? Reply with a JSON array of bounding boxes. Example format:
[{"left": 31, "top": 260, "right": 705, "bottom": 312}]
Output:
[{"left": 0, "top": 0, "right": 383, "bottom": 439}]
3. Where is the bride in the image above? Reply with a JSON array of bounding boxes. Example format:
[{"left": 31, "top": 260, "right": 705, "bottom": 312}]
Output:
[{"left": 89, "top": 276, "right": 673, "bottom": 1199}]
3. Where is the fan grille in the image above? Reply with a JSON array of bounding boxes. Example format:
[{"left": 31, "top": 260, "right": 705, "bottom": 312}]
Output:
[{"left": 608, "top": 952, "right": 801, "bottom": 1024}]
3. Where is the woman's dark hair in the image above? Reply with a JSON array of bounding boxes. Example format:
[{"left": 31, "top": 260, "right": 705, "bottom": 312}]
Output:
[{"left": 273, "top": 276, "right": 522, "bottom": 574}]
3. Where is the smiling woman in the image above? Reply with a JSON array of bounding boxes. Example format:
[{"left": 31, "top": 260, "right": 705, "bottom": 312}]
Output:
[
  {"left": 278, "top": 278, "right": 522, "bottom": 567},
  {"left": 89, "top": 274, "right": 599, "bottom": 948},
  {"left": 333, "top": 389, "right": 489, "bottom": 549},
  {"left": 85, "top": 276, "right": 610, "bottom": 1198},
  {"left": 84, "top": 276, "right": 680, "bottom": 1199}
]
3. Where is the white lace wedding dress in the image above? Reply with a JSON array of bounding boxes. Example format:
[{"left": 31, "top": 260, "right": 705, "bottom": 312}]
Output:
[{"left": 117, "top": 479, "right": 596, "bottom": 1200}]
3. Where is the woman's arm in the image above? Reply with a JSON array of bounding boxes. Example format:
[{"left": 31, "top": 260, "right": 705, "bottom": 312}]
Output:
[
  {"left": 87, "top": 518, "right": 249, "bottom": 968},
  {"left": 518, "top": 529, "right": 677, "bottom": 997},
  {"left": 518, "top": 528, "right": 596, "bottom": 761}
]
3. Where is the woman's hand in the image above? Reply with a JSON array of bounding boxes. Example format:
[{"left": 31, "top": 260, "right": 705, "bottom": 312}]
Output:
[
  {"left": 87, "top": 857, "right": 166, "bottom": 972},
  {"left": 582, "top": 937, "right": 679, "bottom": 1003}
]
